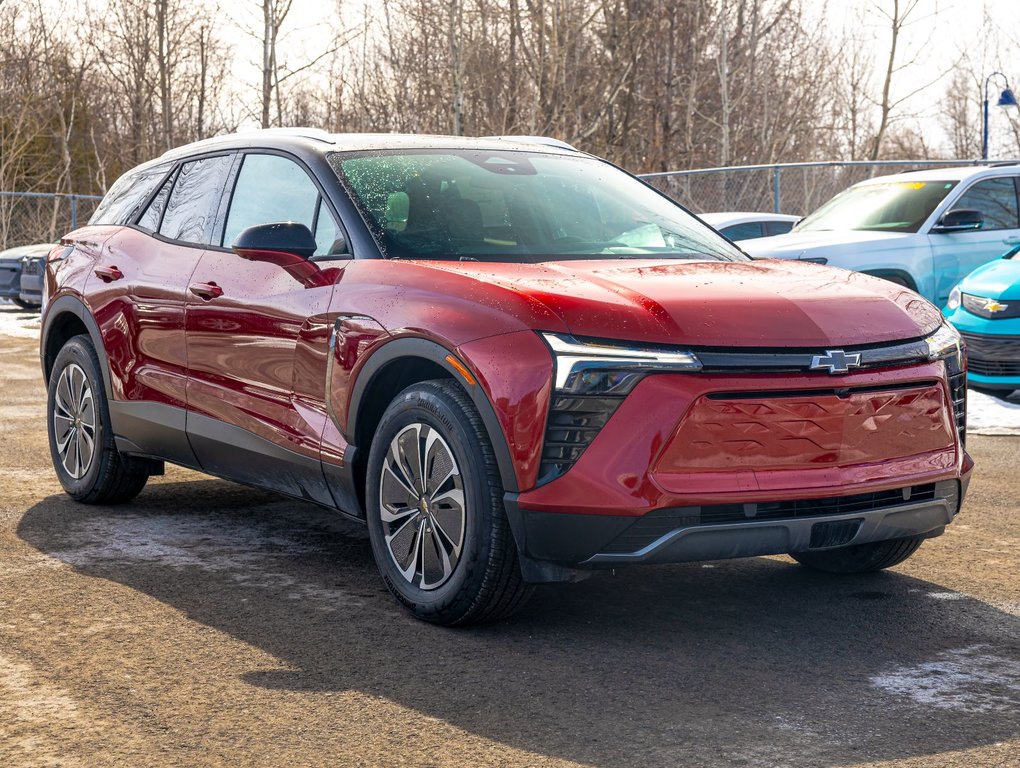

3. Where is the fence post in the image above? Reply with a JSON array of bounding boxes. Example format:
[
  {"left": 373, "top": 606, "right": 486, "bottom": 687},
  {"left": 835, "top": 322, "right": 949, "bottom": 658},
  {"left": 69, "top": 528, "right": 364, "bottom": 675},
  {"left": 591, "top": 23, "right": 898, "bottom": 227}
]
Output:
[
  {"left": 772, "top": 167, "right": 781, "bottom": 213},
  {"left": 71, "top": 195, "right": 78, "bottom": 229}
]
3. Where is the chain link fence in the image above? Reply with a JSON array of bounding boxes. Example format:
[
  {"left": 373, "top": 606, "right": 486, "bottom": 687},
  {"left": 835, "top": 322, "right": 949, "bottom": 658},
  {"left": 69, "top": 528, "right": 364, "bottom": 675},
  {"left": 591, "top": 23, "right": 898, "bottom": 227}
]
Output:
[
  {"left": 0, "top": 192, "right": 103, "bottom": 251},
  {"left": 638, "top": 159, "right": 1017, "bottom": 216}
]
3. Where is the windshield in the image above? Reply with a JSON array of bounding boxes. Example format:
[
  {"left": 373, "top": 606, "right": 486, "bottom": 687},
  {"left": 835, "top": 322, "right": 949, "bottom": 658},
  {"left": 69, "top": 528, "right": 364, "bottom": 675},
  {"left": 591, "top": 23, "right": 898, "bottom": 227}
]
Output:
[
  {"left": 329, "top": 150, "right": 747, "bottom": 263},
  {"left": 795, "top": 179, "right": 959, "bottom": 234}
]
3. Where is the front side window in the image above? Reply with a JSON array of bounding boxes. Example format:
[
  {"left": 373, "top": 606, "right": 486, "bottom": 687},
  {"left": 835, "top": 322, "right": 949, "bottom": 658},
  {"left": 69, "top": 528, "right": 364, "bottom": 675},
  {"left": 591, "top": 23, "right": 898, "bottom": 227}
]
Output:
[
  {"left": 222, "top": 154, "right": 320, "bottom": 248},
  {"left": 796, "top": 180, "right": 959, "bottom": 234},
  {"left": 159, "top": 155, "right": 234, "bottom": 244},
  {"left": 90, "top": 164, "right": 172, "bottom": 226},
  {"left": 330, "top": 150, "right": 746, "bottom": 263},
  {"left": 952, "top": 177, "right": 1020, "bottom": 231}
]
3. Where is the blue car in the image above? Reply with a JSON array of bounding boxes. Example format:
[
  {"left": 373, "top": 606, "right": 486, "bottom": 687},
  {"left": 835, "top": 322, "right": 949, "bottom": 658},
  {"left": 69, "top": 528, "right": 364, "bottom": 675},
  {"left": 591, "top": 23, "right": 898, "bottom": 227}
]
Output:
[{"left": 944, "top": 244, "right": 1020, "bottom": 392}]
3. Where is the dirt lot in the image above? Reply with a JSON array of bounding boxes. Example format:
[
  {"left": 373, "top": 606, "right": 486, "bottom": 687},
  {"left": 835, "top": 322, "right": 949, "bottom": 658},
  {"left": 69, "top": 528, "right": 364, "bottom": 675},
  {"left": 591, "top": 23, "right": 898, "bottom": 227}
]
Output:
[{"left": 1, "top": 305, "right": 1018, "bottom": 768}]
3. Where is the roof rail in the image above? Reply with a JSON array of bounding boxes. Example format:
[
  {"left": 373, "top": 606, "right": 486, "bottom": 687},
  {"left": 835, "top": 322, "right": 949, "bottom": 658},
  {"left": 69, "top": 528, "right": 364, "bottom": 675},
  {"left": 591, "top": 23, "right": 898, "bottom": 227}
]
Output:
[
  {"left": 159, "top": 127, "right": 335, "bottom": 158},
  {"left": 484, "top": 135, "right": 578, "bottom": 151},
  {"left": 989, "top": 160, "right": 1020, "bottom": 168}
]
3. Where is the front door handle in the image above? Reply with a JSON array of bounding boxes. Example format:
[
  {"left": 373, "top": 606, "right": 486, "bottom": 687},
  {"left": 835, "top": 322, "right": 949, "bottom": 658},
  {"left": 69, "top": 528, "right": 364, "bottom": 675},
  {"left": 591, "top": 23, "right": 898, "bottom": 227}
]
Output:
[
  {"left": 1003, "top": 236, "right": 1020, "bottom": 245},
  {"left": 189, "top": 281, "right": 223, "bottom": 300},
  {"left": 94, "top": 265, "right": 123, "bottom": 282}
]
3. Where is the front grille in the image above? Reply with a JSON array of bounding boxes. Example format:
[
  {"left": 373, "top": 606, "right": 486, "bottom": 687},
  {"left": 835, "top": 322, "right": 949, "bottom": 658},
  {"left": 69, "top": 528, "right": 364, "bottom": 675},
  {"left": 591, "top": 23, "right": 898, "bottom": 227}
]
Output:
[
  {"left": 538, "top": 394, "right": 624, "bottom": 483},
  {"left": 21, "top": 258, "right": 42, "bottom": 276},
  {"left": 602, "top": 481, "right": 958, "bottom": 554},
  {"left": 967, "top": 358, "right": 1020, "bottom": 377},
  {"left": 959, "top": 331, "right": 1020, "bottom": 361},
  {"left": 948, "top": 370, "right": 967, "bottom": 444}
]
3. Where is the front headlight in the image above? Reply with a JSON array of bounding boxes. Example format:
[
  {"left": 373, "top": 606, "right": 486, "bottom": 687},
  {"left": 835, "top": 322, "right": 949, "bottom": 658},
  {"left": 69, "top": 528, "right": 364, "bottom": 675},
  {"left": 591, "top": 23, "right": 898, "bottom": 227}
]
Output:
[
  {"left": 947, "top": 286, "right": 962, "bottom": 311},
  {"left": 925, "top": 322, "right": 962, "bottom": 361},
  {"left": 541, "top": 333, "right": 702, "bottom": 395}
]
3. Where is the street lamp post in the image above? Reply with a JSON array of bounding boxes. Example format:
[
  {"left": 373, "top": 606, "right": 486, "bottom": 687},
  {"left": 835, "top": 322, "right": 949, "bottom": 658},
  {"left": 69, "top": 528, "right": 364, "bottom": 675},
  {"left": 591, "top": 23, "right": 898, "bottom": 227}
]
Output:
[{"left": 982, "top": 71, "right": 1019, "bottom": 161}]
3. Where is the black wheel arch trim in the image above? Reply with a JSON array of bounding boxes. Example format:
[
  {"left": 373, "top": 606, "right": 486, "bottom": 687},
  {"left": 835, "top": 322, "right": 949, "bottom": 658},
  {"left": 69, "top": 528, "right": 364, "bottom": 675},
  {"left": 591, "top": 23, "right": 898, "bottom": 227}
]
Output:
[
  {"left": 861, "top": 269, "right": 918, "bottom": 291},
  {"left": 344, "top": 336, "right": 520, "bottom": 494},
  {"left": 41, "top": 294, "right": 113, "bottom": 395}
]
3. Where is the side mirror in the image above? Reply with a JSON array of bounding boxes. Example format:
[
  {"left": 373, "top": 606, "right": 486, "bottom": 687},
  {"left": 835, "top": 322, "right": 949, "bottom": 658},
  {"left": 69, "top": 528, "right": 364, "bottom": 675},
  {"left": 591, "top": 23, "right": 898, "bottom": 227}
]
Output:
[
  {"left": 932, "top": 209, "right": 984, "bottom": 233},
  {"left": 231, "top": 222, "right": 317, "bottom": 261}
]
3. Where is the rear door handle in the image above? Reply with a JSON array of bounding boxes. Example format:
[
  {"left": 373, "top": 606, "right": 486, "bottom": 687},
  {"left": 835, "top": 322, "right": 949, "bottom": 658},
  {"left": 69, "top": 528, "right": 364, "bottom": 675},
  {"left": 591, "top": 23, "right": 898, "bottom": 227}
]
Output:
[
  {"left": 94, "top": 265, "right": 123, "bottom": 282},
  {"left": 189, "top": 281, "right": 223, "bottom": 300}
]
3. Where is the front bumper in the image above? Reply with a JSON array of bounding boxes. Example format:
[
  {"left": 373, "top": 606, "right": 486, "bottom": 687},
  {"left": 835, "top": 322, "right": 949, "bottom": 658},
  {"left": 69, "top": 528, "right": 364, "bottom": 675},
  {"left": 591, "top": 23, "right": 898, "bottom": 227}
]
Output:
[
  {"left": 508, "top": 478, "right": 968, "bottom": 571},
  {"left": 508, "top": 362, "right": 970, "bottom": 577}
]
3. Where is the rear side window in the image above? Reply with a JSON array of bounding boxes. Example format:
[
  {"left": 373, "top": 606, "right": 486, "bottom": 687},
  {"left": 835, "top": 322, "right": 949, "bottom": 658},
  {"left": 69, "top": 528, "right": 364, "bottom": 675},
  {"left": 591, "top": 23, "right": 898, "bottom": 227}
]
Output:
[
  {"left": 953, "top": 178, "right": 1020, "bottom": 231},
  {"left": 720, "top": 222, "right": 764, "bottom": 241},
  {"left": 159, "top": 155, "right": 234, "bottom": 244},
  {"left": 765, "top": 220, "right": 795, "bottom": 236},
  {"left": 89, "top": 164, "right": 172, "bottom": 226}
]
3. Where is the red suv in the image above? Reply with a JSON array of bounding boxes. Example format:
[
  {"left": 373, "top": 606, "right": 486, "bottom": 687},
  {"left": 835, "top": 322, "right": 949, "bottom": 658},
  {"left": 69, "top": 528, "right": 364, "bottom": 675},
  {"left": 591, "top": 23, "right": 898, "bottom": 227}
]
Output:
[{"left": 41, "top": 130, "right": 972, "bottom": 624}]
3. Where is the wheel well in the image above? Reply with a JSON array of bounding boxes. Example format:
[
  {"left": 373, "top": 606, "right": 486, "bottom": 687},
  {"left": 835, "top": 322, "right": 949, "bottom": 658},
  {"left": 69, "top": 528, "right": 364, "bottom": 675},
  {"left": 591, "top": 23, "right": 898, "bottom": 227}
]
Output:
[
  {"left": 862, "top": 269, "right": 917, "bottom": 291},
  {"left": 351, "top": 356, "right": 454, "bottom": 510},
  {"left": 43, "top": 312, "right": 89, "bottom": 383}
]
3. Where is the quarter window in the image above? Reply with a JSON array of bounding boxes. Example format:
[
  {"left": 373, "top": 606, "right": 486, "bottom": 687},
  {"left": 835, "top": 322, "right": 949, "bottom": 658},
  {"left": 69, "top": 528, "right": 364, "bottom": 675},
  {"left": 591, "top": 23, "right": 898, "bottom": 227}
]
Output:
[
  {"left": 137, "top": 170, "right": 177, "bottom": 232},
  {"left": 952, "top": 178, "right": 1020, "bottom": 231},
  {"left": 89, "top": 164, "right": 172, "bottom": 226},
  {"left": 159, "top": 155, "right": 234, "bottom": 244}
]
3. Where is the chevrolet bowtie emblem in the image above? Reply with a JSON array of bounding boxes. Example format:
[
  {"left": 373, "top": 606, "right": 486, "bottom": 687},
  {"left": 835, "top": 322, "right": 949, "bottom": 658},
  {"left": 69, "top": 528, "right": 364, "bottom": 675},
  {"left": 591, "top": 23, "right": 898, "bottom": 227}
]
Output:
[
  {"left": 984, "top": 300, "right": 1008, "bottom": 313},
  {"left": 810, "top": 349, "right": 862, "bottom": 374}
]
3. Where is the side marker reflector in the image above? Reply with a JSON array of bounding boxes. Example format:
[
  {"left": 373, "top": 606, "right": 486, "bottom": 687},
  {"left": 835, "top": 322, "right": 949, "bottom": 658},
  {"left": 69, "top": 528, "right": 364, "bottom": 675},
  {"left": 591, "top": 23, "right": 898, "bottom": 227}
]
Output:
[{"left": 445, "top": 355, "right": 476, "bottom": 386}]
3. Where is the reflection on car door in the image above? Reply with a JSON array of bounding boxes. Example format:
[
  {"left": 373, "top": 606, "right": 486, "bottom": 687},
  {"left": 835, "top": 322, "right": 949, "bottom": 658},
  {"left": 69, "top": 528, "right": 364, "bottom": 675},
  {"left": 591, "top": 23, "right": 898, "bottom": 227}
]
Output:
[
  {"left": 93, "top": 155, "right": 234, "bottom": 465},
  {"left": 185, "top": 152, "right": 349, "bottom": 505},
  {"left": 929, "top": 176, "right": 1020, "bottom": 304}
]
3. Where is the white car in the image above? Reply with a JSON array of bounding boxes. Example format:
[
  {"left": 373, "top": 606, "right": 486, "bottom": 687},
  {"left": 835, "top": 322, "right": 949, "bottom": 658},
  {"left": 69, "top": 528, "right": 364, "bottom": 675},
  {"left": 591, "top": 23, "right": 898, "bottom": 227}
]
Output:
[
  {"left": 742, "top": 165, "right": 1020, "bottom": 305},
  {"left": 699, "top": 212, "right": 800, "bottom": 241}
]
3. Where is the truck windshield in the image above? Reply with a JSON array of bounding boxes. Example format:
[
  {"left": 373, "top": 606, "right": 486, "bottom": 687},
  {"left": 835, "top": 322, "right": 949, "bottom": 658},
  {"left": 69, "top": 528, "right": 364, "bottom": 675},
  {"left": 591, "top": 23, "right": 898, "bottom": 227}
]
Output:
[
  {"left": 330, "top": 149, "right": 747, "bottom": 263},
  {"left": 796, "top": 179, "right": 959, "bottom": 234}
]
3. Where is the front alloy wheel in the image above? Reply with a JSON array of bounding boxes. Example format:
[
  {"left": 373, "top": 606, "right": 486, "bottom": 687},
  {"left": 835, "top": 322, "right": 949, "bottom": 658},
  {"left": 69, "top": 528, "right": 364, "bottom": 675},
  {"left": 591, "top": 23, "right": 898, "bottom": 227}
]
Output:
[
  {"left": 379, "top": 423, "right": 466, "bottom": 590},
  {"left": 365, "top": 379, "right": 532, "bottom": 625}
]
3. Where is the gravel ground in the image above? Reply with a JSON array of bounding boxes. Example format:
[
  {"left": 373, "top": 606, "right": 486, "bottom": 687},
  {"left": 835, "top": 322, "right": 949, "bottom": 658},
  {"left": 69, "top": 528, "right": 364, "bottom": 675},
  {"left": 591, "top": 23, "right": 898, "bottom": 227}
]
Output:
[{"left": 0, "top": 303, "right": 1018, "bottom": 767}]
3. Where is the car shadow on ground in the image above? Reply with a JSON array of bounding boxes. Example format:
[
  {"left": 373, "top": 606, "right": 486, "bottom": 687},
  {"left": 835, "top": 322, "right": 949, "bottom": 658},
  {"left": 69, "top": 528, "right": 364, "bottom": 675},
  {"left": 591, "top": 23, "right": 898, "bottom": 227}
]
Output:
[{"left": 18, "top": 479, "right": 1020, "bottom": 767}]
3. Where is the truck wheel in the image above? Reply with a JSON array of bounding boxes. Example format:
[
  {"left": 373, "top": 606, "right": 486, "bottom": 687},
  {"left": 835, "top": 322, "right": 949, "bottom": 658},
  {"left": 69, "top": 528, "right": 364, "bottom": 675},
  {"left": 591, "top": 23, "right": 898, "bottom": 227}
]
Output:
[
  {"left": 790, "top": 536, "right": 924, "bottom": 573},
  {"left": 47, "top": 335, "right": 149, "bottom": 504},
  {"left": 365, "top": 379, "right": 532, "bottom": 625}
]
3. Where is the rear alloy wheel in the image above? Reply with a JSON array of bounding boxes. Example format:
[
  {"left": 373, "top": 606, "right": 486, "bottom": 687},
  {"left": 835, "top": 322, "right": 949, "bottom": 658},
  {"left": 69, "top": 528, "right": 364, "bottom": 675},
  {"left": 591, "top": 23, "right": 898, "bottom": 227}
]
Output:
[
  {"left": 47, "top": 335, "right": 150, "bottom": 504},
  {"left": 366, "top": 380, "right": 532, "bottom": 625},
  {"left": 790, "top": 536, "right": 924, "bottom": 573}
]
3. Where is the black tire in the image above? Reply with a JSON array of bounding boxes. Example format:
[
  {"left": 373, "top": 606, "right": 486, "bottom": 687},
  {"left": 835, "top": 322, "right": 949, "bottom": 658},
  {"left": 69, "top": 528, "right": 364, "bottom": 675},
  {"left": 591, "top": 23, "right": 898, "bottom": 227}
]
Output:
[
  {"left": 47, "top": 335, "right": 149, "bottom": 504},
  {"left": 365, "top": 379, "right": 532, "bottom": 625},
  {"left": 11, "top": 296, "right": 33, "bottom": 309},
  {"left": 790, "top": 536, "right": 924, "bottom": 573}
]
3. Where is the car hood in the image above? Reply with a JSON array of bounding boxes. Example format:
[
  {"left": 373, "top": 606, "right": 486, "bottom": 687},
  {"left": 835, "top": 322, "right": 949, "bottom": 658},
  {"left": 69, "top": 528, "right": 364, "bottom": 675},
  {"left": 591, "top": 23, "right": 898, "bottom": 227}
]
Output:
[
  {"left": 741, "top": 229, "right": 915, "bottom": 259},
  {"left": 957, "top": 257, "right": 1020, "bottom": 299},
  {"left": 424, "top": 258, "right": 942, "bottom": 347}
]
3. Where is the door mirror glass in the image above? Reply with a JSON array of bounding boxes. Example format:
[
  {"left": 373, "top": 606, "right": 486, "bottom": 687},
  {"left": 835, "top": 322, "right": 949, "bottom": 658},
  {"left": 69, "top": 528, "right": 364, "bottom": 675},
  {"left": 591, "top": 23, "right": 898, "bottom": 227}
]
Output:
[
  {"left": 231, "top": 222, "right": 318, "bottom": 261},
  {"left": 932, "top": 208, "right": 984, "bottom": 233}
]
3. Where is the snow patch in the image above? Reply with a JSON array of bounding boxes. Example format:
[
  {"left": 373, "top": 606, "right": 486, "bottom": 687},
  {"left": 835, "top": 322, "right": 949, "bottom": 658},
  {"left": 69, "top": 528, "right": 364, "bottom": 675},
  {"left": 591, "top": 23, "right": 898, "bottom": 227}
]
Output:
[
  {"left": 967, "top": 388, "right": 1020, "bottom": 435},
  {"left": 0, "top": 301, "right": 41, "bottom": 339},
  {"left": 49, "top": 514, "right": 363, "bottom": 610},
  {"left": 870, "top": 645, "right": 1020, "bottom": 714}
]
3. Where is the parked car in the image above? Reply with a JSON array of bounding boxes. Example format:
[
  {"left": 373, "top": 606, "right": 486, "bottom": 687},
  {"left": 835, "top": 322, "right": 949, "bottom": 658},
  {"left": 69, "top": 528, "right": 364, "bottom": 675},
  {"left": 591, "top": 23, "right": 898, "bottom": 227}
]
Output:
[
  {"left": 42, "top": 130, "right": 972, "bottom": 624},
  {"left": 743, "top": 165, "right": 1020, "bottom": 305},
  {"left": 699, "top": 211, "right": 800, "bottom": 241},
  {"left": 1, "top": 243, "right": 54, "bottom": 308},
  {"left": 944, "top": 244, "right": 1020, "bottom": 393}
]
